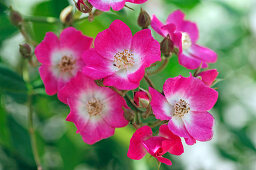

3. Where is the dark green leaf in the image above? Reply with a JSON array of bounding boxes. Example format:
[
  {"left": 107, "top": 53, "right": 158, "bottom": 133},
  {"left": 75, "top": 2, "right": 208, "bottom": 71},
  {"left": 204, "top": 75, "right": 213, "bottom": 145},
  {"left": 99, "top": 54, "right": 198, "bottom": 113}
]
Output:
[
  {"left": 165, "top": 0, "right": 200, "bottom": 9},
  {"left": 0, "top": 64, "right": 27, "bottom": 103},
  {"left": 0, "top": 14, "right": 18, "bottom": 46}
]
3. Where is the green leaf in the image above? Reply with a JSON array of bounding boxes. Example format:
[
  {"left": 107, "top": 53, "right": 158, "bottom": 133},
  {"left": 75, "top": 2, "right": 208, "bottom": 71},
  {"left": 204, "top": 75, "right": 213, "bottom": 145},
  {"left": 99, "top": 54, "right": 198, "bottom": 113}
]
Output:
[
  {"left": 0, "top": 64, "right": 27, "bottom": 103},
  {"left": 0, "top": 14, "right": 18, "bottom": 46},
  {"left": 7, "top": 115, "right": 35, "bottom": 167},
  {"left": 165, "top": 0, "right": 200, "bottom": 9}
]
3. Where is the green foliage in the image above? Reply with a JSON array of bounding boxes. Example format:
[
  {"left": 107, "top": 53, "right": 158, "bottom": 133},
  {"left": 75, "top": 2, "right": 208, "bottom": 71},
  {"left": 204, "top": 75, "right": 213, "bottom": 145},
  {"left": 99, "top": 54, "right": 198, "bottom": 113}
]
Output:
[
  {"left": 165, "top": 0, "right": 200, "bottom": 9},
  {"left": 0, "top": 64, "right": 27, "bottom": 103}
]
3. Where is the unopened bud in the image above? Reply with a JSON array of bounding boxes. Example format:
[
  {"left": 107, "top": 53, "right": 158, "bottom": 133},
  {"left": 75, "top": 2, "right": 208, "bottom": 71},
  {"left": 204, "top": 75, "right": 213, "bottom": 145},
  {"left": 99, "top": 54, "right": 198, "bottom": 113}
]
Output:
[
  {"left": 134, "top": 90, "right": 150, "bottom": 108},
  {"left": 60, "top": 6, "right": 73, "bottom": 25},
  {"left": 9, "top": 7, "right": 23, "bottom": 26},
  {"left": 160, "top": 34, "right": 174, "bottom": 57},
  {"left": 73, "top": 0, "right": 93, "bottom": 13},
  {"left": 19, "top": 43, "right": 32, "bottom": 59},
  {"left": 123, "top": 107, "right": 134, "bottom": 121},
  {"left": 137, "top": 8, "right": 151, "bottom": 29}
]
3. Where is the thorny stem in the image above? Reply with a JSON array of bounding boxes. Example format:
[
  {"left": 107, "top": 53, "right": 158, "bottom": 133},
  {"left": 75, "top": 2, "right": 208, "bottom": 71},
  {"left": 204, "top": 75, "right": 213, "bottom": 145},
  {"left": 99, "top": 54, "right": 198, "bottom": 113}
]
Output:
[
  {"left": 124, "top": 94, "right": 142, "bottom": 112},
  {"left": 158, "top": 161, "right": 161, "bottom": 170},
  {"left": 149, "top": 120, "right": 168, "bottom": 128},
  {"left": 28, "top": 93, "right": 42, "bottom": 170},
  {"left": 193, "top": 63, "right": 202, "bottom": 77},
  {"left": 23, "top": 58, "right": 42, "bottom": 169},
  {"left": 144, "top": 74, "right": 156, "bottom": 89},
  {"left": 18, "top": 24, "right": 37, "bottom": 47},
  {"left": 124, "top": 5, "right": 134, "bottom": 11},
  {"left": 147, "top": 58, "right": 169, "bottom": 75}
]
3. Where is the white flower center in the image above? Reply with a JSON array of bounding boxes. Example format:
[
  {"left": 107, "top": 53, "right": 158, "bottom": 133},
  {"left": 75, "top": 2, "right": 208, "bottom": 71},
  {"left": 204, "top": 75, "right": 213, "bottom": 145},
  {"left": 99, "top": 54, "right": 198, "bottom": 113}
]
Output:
[
  {"left": 174, "top": 99, "right": 190, "bottom": 117},
  {"left": 58, "top": 55, "right": 76, "bottom": 73},
  {"left": 181, "top": 32, "right": 192, "bottom": 50},
  {"left": 113, "top": 49, "right": 135, "bottom": 70},
  {"left": 86, "top": 98, "right": 104, "bottom": 116}
]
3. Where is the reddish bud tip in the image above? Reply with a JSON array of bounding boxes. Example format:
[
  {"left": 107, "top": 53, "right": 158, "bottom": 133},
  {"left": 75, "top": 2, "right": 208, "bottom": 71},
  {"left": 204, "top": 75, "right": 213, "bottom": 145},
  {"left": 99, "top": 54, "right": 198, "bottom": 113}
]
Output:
[
  {"left": 134, "top": 90, "right": 150, "bottom": 108},
  {"left": 9, "top": 7, "right": 23, "bottom": 26},
  {"left": 73, "top": 0, "right": 93, "bottom": 13}
]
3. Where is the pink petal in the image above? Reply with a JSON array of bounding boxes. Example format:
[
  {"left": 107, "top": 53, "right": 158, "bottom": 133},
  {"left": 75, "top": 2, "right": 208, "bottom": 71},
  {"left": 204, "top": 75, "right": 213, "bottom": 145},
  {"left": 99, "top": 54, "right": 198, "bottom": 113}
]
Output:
[
  {"left": 35, "top": 32, "right": 59, "bottom": 65},
  {"left": 102, "top": 88, "right": 129, "bottom": 127},
  {"left": 39, "top": 65, "right": 58, "bottom": 95},
  {"left": 143, "top": 136, "right": 168, "bottom": 156},
  {"left": 149, "top": 87, "right": 172, "bottom": 120},
  {"left": 197, "top": 69, "right": 219, "bottom": 86},
  {"left": 156, "top": 157, "right": 172, "bottom": 166},
  {"left": 168, "top": 116, "right": 190, "bottom": 138},
  {"left": 103, "top": 73, "right": 140, "bottom": 90},
  {"left": 127, "top": 126, "right": 152, "bottom": 160},
  {"left": 131, "top": 29, "right": 161, "bottom": 67},
  {"left": 184, "top": 136, "right": 196, "bottom": 145},
  {"left": 166, "top": 10, "right": 185, "bottom": 27},
  {"left": 167, "top": 10, "right": 199, "bottom": 42},
  {"left": 94, "top": 20, "right": 132, "bottom": 60},
  {"left": 159, "top": 125, "right": 184, "bottom": 155},
  {"left": 178, "top": 52, "right": 205, "bottom": 70},
  {"left": 183, "top": 111, "right": 214, "bottom": 141},
  {"left": 88, "top": 0, "right": 126, "bottom": 11},
  {"left": 127, "top": 65, "right": 145, "bottom": 84},
  {"left": 186, "top": 77, "right": 218, "bottom": 111},
  {"left": 190, "top": 44, "right": 217, "bottom": 63},
  {"left": 111, "top": 1, "right": 126, "bottom": 11},
  {"left": 82, "top": 49, "right": 115, "bottom": 80},
  {"left": 57, "top": 72, "right": 96, "bottom": 104},
  {"left": 80, "top": 119, "right": 115, "bottom": 145},
  {"left": 163, "top": 75, "right": 192, "bottom": 104},
  {"left": 178, "top": 21, "right": 198, "bottom": 43},
  {"left": 126, "top": 0, "right": 147, "bottom": 3},
  {"left": 60, "top": 27, "right": 93, "bottom": 57},
  {"left": 66, "top": 99, "right": 90, "bottom": 133},
  {"left": 161, "top": 24, "right": 176, "bottom": 37},
  {"left": 151, "top": 15, "right": 168, "bottom": 37}
]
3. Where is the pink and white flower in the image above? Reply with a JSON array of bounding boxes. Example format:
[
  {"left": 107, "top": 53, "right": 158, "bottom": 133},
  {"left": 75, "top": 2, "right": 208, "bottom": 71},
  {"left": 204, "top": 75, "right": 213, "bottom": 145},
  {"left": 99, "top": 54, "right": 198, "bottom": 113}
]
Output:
[
  {"left": 197, "top": 69, "right": 219, "bottom": 86},
  {"left": 88, "top": 0, "right": 148, "bottom": 11},
  {"left": 151, "top": 10, "right": 217, "bottom": 69},
  {"left": 35, "top": 27, "right": 93, "bottom": 95},
  {"left": 127, "top": 125, "right": 184, "bottom": 165},
  {"left": 134, "top": 90, "right": 150, "bottom": 108},
  {"left": 58, "top": 73, "right": 129, "bottom": 144},
  {"left": 82, "top": 20, "right": 161, "bottom": 90},
  {"left": 149, "top": 74, "right": 218, "bottom": 145}
]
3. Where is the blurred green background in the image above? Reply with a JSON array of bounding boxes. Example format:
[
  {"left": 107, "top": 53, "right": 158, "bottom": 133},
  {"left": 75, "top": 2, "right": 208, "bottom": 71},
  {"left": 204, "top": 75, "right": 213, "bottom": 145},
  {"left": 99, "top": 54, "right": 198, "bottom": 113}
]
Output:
[{"left": 1, "top": 0, "right": 256, "bottom": 169}]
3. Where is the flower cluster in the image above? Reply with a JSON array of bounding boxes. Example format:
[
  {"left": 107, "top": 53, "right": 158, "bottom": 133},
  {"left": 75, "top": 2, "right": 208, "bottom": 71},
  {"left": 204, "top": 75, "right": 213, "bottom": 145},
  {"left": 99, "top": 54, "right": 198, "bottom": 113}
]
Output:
[{"left": 35, "top": 6, "right": 219, "bottom": 166}]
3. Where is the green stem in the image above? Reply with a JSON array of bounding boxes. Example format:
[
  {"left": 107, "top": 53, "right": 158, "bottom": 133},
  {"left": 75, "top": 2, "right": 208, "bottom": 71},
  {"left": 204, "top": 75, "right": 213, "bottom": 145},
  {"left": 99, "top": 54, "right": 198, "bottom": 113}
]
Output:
[
  {"left": 23, "top": 61, "right": 42, "bottom": 170},
  {"left": 144, "top": 74, "right": 156, "bottom": 89},
  {"left": 147, "top": 58, "right": 169, "bottom": 75},
  {"left": 24, "top": 16, "right": 60, "bottom": 24},
  {"left": 27, "top": 93, "right": 42, "bottom": 170}
]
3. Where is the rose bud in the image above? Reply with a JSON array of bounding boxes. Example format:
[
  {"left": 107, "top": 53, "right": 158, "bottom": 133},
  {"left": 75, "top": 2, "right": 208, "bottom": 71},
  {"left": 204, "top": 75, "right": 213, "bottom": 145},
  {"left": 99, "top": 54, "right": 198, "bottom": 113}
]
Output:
[
  {"left": 19, "top": 43, "right": 32, "bottom": 59},
  {"left": 60, "top": 6, "right": 73, "bottom": 25},
  {"left": 9, "top": 7, "right": 23, "bottom": 26},
  {"left": 134, "top": 90, "right": 150, "bottom": 108},
  {"left": 160, "top": 34, "right": 174, "bottom": 57},
  {"left": 73, "top": 0, "right": 93, "bottom": 13},
  {"left": 137, "top": 8, "right": 151, "bottom": 29}
]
